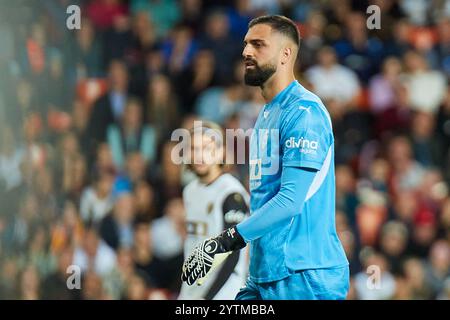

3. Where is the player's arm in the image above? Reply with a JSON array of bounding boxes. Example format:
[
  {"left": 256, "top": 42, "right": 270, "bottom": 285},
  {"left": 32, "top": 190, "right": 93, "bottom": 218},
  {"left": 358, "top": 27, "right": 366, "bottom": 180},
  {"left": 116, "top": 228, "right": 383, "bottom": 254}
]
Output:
[
  {"left": 203, "top": 192, "right": 248, "bottom": 299},
  {"left": 181, "top": 168, "right": 315, "bottom": 285}
]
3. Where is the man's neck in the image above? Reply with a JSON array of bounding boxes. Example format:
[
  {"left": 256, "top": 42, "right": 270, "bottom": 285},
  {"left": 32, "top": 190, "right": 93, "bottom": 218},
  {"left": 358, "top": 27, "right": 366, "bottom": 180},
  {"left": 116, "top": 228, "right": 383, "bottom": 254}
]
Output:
[{"left": 260, "top": 72, "right": 296, "bottom": 103}]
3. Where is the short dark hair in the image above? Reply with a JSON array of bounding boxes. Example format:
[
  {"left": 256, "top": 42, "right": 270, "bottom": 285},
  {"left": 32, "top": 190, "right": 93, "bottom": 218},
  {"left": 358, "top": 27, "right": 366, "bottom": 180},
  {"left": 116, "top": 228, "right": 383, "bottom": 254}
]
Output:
[{"left": 248, "top": 15, "right": 300, "bottom": 47}]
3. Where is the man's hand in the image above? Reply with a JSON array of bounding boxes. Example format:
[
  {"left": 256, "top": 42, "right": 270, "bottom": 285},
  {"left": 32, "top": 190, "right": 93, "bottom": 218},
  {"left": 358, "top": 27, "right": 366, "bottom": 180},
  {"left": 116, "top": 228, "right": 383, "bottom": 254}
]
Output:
[{"left": 181, "top": 227, "right": 246, "bottom": 286}]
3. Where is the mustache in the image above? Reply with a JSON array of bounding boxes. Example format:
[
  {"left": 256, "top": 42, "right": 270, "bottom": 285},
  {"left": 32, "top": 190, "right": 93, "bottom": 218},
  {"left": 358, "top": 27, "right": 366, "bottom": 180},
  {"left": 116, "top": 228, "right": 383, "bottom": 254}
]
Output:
[{"left": 244, "top": 58, "right": 257, "bottom": 65}]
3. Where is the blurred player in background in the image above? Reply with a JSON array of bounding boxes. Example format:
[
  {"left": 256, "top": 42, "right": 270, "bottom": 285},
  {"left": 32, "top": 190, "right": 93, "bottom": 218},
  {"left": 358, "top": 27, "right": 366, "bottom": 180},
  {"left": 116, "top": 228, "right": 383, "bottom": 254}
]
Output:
[
  {"left": 178, "top": 121, "right": 249, "bottom": 300},
  {"left": 182, "top": 15, "right": 349, "bottom": 300}
]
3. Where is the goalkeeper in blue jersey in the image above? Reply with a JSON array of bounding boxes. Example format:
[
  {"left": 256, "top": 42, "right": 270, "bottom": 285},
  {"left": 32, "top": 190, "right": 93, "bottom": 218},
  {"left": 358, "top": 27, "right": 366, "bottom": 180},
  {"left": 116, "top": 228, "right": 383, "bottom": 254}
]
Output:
[{"left": 181, "top": 15, "right": 349, "bottom": 300}]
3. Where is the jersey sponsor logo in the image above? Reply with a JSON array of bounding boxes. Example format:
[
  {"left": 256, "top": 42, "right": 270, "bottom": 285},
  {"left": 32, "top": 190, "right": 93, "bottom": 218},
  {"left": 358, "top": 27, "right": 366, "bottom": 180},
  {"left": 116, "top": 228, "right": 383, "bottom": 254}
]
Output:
[
  {"left": 285, "top": 137, "right": 318, "bottom": 154},
  {"left": 224, "top": 210, "right": 246, "bottom": 224}
]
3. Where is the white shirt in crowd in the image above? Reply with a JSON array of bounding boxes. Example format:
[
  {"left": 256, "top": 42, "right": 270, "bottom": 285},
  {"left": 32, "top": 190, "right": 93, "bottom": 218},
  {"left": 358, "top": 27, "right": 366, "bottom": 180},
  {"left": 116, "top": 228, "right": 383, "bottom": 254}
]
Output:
[
  {"left": 306, "top": 64, "right": 361, "bottom": 104},
  {"left": 151, "top": 216, "right": 184, "bottom": 260},
  {"left": 401, "top": 71, "right": 447, "bottom": 113},
  {"left": 80, "top": 187, "right": 114, "bottom": 224},
  {"left": 73, "top": 240, "right": 117, "bottom": 276},
  {"left": 354, "top": 270, "right": 397, "bottom": 300}
]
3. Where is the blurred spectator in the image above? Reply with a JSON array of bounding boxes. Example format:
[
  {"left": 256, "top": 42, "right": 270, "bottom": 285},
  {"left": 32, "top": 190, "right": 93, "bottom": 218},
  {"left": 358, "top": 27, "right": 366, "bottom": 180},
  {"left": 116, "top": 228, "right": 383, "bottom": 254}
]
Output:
[
  {"left": 81, "top": 271, "right": 105, "bottom": 300},
  {"left": 132, "top": 220, "right": 160, "bottom": 287},
  {"left": 384, "top": 19, "right": 413, "bottom": 58},
  {"left": 402, "top": 50, "right": 447, "bottom": 114},
  {"left": 368, "top": 57, "right": 403, "bottom": 115},
  {"left": 18, "top": 265, "right": 40, "bottom": 300},
  {"left": 73, "top": 227, "right": 117, "bottom": 276},
  {"left": 306, "top": 46, "right": 360, "bottom": 120},
  {"left": 0, "top": 125, "right": 24, "bottom": 196},
  {"left": 199, "top": 10, "right": 241, "bottom": 84},
  {"left": 154, "top": 142, "right": 183, "bottom": 207},
  {"left": 336, "top": 210, "right": 360, "bottom": 274},
  {"left": 377, "top": 221, "right": 409, "bottom": 274},
  {"left": 423, "top": 239, "right": 450, "bottom": 297},
  {"left": 162, "top": 24, "right": 198, "bottom": 76},
  {"left": 94, "top": 143, "right": 117, "bottom": 174},
  {"left": 102, "top": 14, "right": 133, "bottom": 67},
  {"left": 399, "top": 0, "right": 430, "bottom": 26},
  {"left": 130, "top": 49, "right": 167, "bottom": 100},
  {"left": 54, "top": 132, "right": 86, "bottom": 199},
  {"left": 80, "top": 170, "right": 115, "bottom": 227},
  {"left": 227, "top": 0, "right": 254, "bottom": 39},
  {"left": 41, "top": 247, "right": 80, "bottom": 300},
  {"left": 387, "top": 135, "right": 426, "bottom": 193},
  {"left": 354, "top": 250, "right": 396, "bottom": 299},
  {"left": 99, "top": 191, "right": 136, "bottom": 250},
  {"left": 107, "top": 97, "right": 156, "bottom": 170},
  {"left": 24, "top": 22, "right": 49, "bottom": 77},
  {"left": 129, "top": 12, "right": 157, "bottom": 67},
  {"left": 436, "top": 17, "right": 450, "bottom": 76},
  {"left": 20, "top": 225, "right": 56, "bottom": 279},
  {"left": 123, "top": 272, "right": 149, "bottom": 300},
  {"left": 176, "top": 49, "right": 219, "bottom": 114},
  {"left": 333, "top": 11, "right": 384, "bottom": 83},
  {"left": 86, "top": 60, "right": 130, "bottom": 154},
  {"left": 195, "top": 72, "right": 246, "bottom": 125},
  {"left": 179, "top": 0, "right": 204, "bottom": 34},
  {"left": 50, "top": 200, "right": 84, "bottom": 255},
  {"left": 85, "top": 0, "right": 128, "bottom": 32},
  {"left": 151, "top": 198, "right": 186, "bottom": 260},
  {"left": 437, "top": 278, "right": 450, "bottom": 300},
  {"left": 435, "top": 86, "right": 450, "bottom": 181},
  {"left": 133, "top": 181, "right": 157, "bottom": 223},
  {"left": 130, "top": 0, "right": 181, "bottom": 39},
  {"left": 43, "top": 49, "right": 70, "bottom": 113},
  {"left": 299, "top": 10, "right": 327, "bottom": 71},
  {"left": 146, "top": 74, "right": 179, "bottom": 142},
  {"left": 71, "top": 18, "right": 103, "bottom": 79},
  {"left": 103, "top": 247, "right": 135, "bottom": 299},
  {"left": 403, "top": 257, "right": 434, "bottom": 299},
  {"left": 408, "top": 208, "right": 438, "bottom": 258},
  {"left": 122, "top": 152, "right": 149, "bottom": 187},
  {"left": 0, "top": 257, "right": 19, "bottom": 299},
  {"left": 410, "top": 111, "right": 441, "bottom": 167},
  {"left": 335, "top": 165, "right": 359, "bottom": 227}
]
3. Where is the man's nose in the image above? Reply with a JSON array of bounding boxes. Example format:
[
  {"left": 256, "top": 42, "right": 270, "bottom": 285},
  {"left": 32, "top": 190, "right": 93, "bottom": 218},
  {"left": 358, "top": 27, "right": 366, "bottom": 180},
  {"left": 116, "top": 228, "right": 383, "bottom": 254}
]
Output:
[{"left": 242, "top": 45, "right": 253, "bottom": 59}]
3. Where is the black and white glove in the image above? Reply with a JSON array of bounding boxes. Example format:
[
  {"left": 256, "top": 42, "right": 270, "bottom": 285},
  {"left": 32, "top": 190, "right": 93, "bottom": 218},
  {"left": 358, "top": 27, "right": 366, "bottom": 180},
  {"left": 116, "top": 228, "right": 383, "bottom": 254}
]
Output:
[{"left": 181, "top": 226, "right": 246, "bottom": 286}]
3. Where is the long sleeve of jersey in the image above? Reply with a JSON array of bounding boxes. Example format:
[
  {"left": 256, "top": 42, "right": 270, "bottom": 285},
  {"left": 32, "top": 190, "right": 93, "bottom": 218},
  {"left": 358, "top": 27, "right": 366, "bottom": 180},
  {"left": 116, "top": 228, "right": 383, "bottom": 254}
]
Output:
[{"left": 236, "top": 166, "right": 317, "bottom": 242}]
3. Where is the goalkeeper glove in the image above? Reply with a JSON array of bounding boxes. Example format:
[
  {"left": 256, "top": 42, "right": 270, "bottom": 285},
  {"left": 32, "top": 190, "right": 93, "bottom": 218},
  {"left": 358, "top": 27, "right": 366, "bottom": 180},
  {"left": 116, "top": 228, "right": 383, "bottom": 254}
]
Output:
[{"left": 181, "top": 226, "right": 246, "bottom": 286}]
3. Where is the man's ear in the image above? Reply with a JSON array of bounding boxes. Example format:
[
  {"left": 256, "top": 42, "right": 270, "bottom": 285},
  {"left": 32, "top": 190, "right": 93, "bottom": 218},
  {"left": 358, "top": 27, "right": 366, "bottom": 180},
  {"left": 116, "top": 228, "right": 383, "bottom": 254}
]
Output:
[{"left": 281, "top": 46, "right": 292, "bottom": 65}]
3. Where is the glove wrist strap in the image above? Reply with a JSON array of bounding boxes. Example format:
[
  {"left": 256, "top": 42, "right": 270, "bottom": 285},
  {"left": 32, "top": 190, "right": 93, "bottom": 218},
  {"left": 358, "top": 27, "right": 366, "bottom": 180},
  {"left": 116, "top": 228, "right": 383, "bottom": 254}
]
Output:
[{"left": 218, "top": 226, "right": 246, "bottom": 252}]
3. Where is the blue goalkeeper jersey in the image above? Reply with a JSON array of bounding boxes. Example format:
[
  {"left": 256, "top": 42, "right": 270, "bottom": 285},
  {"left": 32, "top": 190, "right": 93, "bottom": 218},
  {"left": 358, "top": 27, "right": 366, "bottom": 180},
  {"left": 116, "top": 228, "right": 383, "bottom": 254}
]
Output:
[{"left": 243, "top": 80, "right": 348, "bottom": 283}]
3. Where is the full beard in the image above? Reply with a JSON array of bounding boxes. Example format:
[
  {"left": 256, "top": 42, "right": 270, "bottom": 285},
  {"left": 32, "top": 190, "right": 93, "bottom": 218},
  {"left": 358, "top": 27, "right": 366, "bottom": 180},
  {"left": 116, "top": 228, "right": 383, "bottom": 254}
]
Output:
[{"left": 244, "top": 62, "right": 277, "bottom": 86}]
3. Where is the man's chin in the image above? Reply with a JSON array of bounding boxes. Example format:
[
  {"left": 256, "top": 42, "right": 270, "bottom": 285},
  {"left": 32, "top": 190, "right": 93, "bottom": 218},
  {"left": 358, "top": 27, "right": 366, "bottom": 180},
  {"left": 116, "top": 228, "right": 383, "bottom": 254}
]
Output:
[{"left": 244, "top": 74, "right": 264, "bottom": 86}]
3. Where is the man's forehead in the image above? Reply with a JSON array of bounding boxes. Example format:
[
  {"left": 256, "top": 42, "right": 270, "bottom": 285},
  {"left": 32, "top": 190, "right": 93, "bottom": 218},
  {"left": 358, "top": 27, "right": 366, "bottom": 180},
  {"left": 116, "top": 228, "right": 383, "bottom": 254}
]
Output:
[{"left": 244, "top": 24, "right": 274, "bottom": 42}]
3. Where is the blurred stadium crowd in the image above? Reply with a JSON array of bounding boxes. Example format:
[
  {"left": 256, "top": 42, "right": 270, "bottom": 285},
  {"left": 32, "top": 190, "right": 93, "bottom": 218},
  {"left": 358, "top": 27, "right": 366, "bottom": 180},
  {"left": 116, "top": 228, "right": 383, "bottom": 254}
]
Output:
[{"left": 0, "top": 0, "right": 449, "bottom": 300}]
